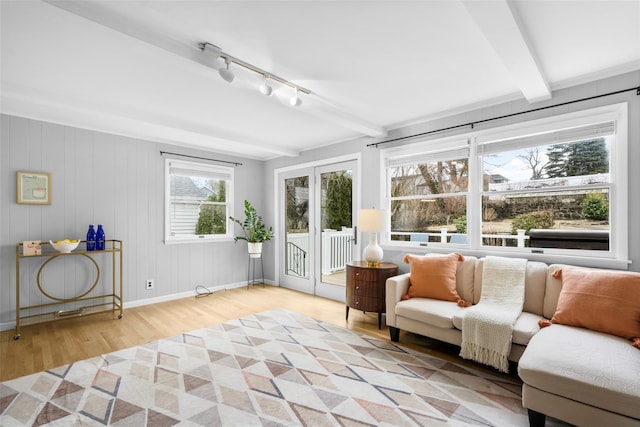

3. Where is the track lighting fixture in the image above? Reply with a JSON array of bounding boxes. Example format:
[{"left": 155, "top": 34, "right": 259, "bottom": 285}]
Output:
[
  {"left": 218, "top": 58, "right": 234, "bottom": 83},
  {"left": 259, "top": 76, "right": 273, "bottom": 96},
  {"left": 200, "top": 42, "right": 221, "bottom": 61},
  {"left": 290, "top": 89, "right": 302, "bottom": 107},
  {"left": 199, "top": 41, "right": 310, "bottom": 105}
]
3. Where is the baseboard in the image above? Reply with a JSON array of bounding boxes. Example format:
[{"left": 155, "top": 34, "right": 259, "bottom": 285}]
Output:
[{"left": 0, "top": 279, "right": 278, "bottom": 332}]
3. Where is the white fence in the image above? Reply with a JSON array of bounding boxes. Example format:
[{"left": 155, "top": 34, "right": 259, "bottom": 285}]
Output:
[
  {"left": 321, "top": 228, "right": 353, "bottom": 275},
  {"left": 407, "top": 229, "right": 529, "bottom": 247},
  {"left": 285, "top": 228, "right": 355, "bottom": 276}
]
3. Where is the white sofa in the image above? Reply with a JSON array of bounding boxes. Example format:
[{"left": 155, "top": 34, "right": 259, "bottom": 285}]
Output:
[{"left": 385, "top": 256, "right": 640, "bottom": 427}]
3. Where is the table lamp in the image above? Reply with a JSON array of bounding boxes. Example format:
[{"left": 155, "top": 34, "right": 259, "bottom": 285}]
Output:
[{"left": 358, "top": 208, "right": 385, "bottom": 267}]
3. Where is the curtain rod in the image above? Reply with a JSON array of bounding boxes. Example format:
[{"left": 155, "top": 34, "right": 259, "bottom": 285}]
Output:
[
  {"left": 368, "top": 85, "right": 640, "bottom": 148},
  {"left": 160, "top": 151, "right": 243, "bottom": 166}
]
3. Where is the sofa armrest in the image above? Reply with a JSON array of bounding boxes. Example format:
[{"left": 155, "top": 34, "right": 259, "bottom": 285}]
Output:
[{"left": 385, "top": 273, "right": 410, "bottom": 327}]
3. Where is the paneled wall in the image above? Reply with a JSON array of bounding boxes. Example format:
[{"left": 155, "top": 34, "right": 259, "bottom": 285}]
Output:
[{"left": 0, "top": 116, "right": 265, "bottom": 329}]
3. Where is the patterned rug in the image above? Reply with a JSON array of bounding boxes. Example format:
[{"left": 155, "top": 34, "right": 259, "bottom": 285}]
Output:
[{"left": 1, "top": 309, "right": 534, "bottom": 426}]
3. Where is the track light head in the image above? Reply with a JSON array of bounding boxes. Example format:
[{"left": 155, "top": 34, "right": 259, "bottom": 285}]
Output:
[
  {"left": 259, "top": 76, "right": 273, "bottom": 96},
  {"left": 200, "top": 42, "right": 221, "bottom": 60},
  {"left": 290, "top": 90, "right": 302, "bottom": 107},
  {"left": 219, "top": 58, "right": 234, "bottom": 83}
]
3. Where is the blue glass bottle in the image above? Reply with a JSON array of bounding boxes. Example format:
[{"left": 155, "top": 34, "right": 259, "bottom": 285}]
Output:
[
  {"left": 96, "top": 224, "right": 105, "bottom": 251},
  {"left": 86, "top": 224, "right": 96, "bottom": 251}
]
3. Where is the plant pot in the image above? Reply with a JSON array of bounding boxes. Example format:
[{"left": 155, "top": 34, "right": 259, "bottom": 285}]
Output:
[{"left": 248, "top": 242, "right": 263, "bottom": 258}]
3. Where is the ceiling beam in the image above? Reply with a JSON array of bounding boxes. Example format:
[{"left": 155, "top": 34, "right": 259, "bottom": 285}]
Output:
[
  {"left": 1, "top": 83, "right": 301, "bottom": 159},
  {"left": 462, "top": 0, "right": 551, "bottom": 103},
  {"left": 44, "top": 0, "right": 387, "bottom": 139}
]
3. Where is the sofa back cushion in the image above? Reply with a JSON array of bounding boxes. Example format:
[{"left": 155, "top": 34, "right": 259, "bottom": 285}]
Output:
[
  {"left": 549, "top": 266, "right": 640, "bottom": 340},
  {"left": 474, "top": 259, "right": 548, "bottom": 315},
  {"left": 543, "top": 264, "right": 564, "bottom": 318},
  {"left": 456, "top": 255, "right": 477, "bottom": 303}
]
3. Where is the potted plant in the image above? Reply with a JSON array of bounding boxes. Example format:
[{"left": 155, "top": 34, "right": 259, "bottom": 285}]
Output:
[{"left": 230, "top": 200, "right": 274, "bottom": 258}]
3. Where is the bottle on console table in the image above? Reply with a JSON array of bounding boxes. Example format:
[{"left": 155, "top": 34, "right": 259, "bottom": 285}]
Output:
[
  {"left": 86, "top": 224, "right": 96, "bottom": 251},
  {"left": 96, "top": 224, "right": 105, "bottom": 250}
]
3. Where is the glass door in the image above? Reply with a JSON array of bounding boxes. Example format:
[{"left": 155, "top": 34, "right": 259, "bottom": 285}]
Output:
[
  {"left": 314, "top": 161, "right": 358, "bottom": 301},
  {"left": 278, "top": 160, "right": 358, "bottom": 301},
  {"left": 279, "top": 168, "right": 314, "bottom": 294}
]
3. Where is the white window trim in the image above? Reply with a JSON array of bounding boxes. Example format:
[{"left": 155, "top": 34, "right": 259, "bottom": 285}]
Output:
[
  {"left": 379, "top": 103, "right": 629, "bottom": 269},
  {"left": 164, "top": 158, "right": 235, "bottom": 244}
]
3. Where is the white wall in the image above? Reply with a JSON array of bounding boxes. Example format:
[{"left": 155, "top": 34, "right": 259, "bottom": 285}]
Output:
[
  {"left": 264, "top": 71, "right": 640, "bottom": 274},
  {"left": 0, "top": 116, "right": 267, "bottom": 328}
]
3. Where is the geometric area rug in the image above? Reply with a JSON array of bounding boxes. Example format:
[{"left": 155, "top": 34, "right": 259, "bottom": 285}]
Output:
[{"left": 1, "top": 309, "right": 534, "bottom": 426}]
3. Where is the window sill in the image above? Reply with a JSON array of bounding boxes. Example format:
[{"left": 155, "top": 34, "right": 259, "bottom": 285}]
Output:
[{"left": 164, "top": 237, "right": 235, "bottom": 245}]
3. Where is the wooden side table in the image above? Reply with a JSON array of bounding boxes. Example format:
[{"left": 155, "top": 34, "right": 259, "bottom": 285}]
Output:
[{"left": 346, "top": 261, "right": 399, "bottom": 329}]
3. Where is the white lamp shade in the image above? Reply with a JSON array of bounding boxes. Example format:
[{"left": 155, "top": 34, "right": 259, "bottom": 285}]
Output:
[{"left": 357, "top": 209, "right": 385, "bottom": 232}]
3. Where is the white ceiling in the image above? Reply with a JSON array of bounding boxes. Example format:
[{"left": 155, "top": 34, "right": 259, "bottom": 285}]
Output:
[{"left": 2, "top": 1, "right": 639, "bottom": 160}]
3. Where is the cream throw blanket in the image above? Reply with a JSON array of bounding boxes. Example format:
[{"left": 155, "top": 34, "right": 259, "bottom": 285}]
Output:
[{"left": 460, "top": 256, "right": 527, "bottom": 373}]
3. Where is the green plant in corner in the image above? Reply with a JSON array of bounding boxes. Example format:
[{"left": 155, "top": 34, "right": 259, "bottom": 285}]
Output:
[{"left": 229, "top": 200, "right": 274, "bottom": 243}]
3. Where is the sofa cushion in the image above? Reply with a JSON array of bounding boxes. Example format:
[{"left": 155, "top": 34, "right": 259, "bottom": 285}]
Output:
[
  {"left": 551, "top": 266, "right": 640, "bottom": 340},
  {"left": 519, "top": 325, "right": 640, "bottom": 419},
  {"left": 543, "top": 264, "right": 564, "bottom": 319},
  {"left": 473, "top": 259, "right": 547, "bottom": 316},
  {"left": 403, "top": 253, "right": 463, "bottom": 301},
  {"left": 511, "top": 312, "right": 543, "bottom": 346},
  {"left": 452, "top": 310, "right": 541, "bottom": 346},
  {"left": 395, "top": 298, "right": 463, "bottom": 329}
]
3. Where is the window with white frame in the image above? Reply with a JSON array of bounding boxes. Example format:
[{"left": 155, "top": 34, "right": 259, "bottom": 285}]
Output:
[
  {"left": 165, "top": 158, "right": 233, "bottom": 243},
  {"left": 387, "top": 139, "right": 470, "bottom": 245},
  {"left": 383, "top": 103, "right": 628, "bottom": 264}
]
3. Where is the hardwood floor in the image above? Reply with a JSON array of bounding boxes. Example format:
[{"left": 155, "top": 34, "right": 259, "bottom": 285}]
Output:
[{"left": 0, "top": 285, "right": 514, "bottom": 382}]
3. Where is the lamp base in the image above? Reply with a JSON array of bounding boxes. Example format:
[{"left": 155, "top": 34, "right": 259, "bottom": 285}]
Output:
[{"left": 363, "top": 233, "right": 383, "bottom": 267}]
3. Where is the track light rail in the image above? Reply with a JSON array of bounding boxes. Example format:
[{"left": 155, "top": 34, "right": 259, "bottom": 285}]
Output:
[
  {"left": 199, "top": 42, "right": 311, "bottom": 95},
  {"left": 368, "top": 85, "right": 640, "bottom": 148}
]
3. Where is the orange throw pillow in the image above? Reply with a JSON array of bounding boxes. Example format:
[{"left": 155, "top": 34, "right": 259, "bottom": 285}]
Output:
[
  {"left": 551, "top": 267, "right": 640, "bottom": 340},
  {"left": 403, "top": 253, "right": 464, "bottom": 301}
]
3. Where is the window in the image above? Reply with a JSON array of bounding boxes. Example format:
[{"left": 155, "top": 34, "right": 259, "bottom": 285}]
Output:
[
  {"left": 165, "top": 159, "right": 233, "bottom": 243},
  {"left": 479, "top": 121, "right": 614, "bottom": 250},
  {"left": 387, "top": 140, "right": 469, "bottom": 244},
  {"left": 382, "top": 103, "right": 628, "bottom": 265}
]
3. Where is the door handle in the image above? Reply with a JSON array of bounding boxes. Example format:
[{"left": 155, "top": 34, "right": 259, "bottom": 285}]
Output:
[{"left": 354, "top": 226, "right": 358, "bottom": 245}]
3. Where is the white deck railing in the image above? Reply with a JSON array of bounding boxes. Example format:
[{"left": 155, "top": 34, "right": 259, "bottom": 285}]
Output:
[
  {"left": 405, "top": 229, "right": 529, "bottom": 247},
  {"left": 321, "top": 228, "right": 353, "bottom": 275}
]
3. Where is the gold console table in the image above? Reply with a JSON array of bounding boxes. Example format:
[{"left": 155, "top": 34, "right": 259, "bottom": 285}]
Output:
[{"left": 14, "top": 239, "right": 123, "bottom": 340}]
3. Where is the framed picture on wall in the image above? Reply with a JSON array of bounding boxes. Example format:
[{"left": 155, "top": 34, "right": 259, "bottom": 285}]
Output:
[{"left": 16, "top": 171, "right": 51, "bottom": 205}]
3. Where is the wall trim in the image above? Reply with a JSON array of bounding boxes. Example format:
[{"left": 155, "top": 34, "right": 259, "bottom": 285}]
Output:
[{"left": 0, "top": 279, "right": 277, "bottom": 332}]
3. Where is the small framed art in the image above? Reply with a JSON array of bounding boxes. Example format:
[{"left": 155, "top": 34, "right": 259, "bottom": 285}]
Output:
[{"left": 17, "top": 171, "right": 51, "bottom": 205}]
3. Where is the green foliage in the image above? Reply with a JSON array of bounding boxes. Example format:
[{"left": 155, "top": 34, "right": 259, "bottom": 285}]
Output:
[
  {"left": 195, "top": 180, "right": 227, "bottom": 235},
  {"left": 581, "top": 193, "right": 609, "bottom": 221},
  {"left": 453, "top": 215, "right": 467, "bottom": 233},
  {"left": 544, "top": 144, "right": 568, "bottom": 178},
  {"left": 285, "top": 176, "right": 309, "bottom": 232},
  {"left": 230, "top": 200, "right": 274, "bottom": 243},
  {"left": 511, "top": 210, "right": 555, "bottom": 234},
  {"left": 195, "top": 206, "right": 214, "bottom": 235},
  {"left": 324, "top": 173, "right": 352, "bottom": 230},
  {"left": 545, "top": 138, "right": 608, "bottom": 178}
]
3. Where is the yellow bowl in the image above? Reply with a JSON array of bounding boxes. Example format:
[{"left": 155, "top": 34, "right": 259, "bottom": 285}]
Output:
[{"left": 49, "top": 239, "right": 81, "bottom": 253}]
